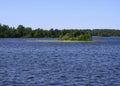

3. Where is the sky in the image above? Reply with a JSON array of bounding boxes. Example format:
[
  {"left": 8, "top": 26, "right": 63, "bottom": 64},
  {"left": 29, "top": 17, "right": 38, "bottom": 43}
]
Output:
[{"left": 0, "top": 0, "right": 120, "bottom": 29}]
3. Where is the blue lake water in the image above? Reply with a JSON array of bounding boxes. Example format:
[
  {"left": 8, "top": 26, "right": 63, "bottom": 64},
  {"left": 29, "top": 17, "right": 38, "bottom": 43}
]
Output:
[{"left": 0, "top": 37, "right": 120, "bottom": 86}]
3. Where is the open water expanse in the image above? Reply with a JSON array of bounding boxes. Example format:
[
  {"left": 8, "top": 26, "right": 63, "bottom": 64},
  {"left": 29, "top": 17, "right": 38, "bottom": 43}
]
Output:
[{"left": 0, "top": 37, "right": 120, "bottom": 86}]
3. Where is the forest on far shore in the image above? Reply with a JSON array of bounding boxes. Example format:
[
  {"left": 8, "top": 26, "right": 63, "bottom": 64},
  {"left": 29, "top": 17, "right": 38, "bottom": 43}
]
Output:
[{"left": 0, "top": 24, "right": 120, "bottom": 38}]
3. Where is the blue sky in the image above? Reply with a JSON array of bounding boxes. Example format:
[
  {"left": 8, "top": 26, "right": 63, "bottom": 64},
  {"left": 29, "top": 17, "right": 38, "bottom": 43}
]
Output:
[{"left": 0, "top": 0, "right": 120, "bottom": 29}]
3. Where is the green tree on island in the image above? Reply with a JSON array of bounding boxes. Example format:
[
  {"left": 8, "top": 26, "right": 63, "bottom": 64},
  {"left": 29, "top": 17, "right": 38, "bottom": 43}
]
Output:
[{"left": 59, "top": 32, "right": 92, "bottom": 41}]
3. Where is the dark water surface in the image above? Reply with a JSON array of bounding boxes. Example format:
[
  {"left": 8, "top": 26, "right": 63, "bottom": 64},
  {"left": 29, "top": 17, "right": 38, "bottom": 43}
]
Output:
[{"left": 0, "top": 37, "right": 120, "bottom": 86}]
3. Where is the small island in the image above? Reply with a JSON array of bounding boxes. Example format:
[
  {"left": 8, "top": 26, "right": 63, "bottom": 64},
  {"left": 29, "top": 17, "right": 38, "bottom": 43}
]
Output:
[{"left": 59, "top": 32, "right": 92, "bottom": 42}]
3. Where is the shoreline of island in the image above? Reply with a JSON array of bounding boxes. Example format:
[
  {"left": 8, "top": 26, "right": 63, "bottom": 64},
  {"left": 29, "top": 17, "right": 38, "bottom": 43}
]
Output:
[{"left": 27, "top": 40, "right": 101, "bottom": 43}]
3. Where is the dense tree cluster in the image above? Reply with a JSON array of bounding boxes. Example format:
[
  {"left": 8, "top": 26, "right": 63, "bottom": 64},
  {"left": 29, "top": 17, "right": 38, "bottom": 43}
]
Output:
[
  {"left": 59, "top": 32, "right": 92, "bottom": 41},
  {"left": 0, "top": 24, "right": 60, "bottom": 38},
  {"left": 0, "top": 24, "right": 120, "bottom": 38}
]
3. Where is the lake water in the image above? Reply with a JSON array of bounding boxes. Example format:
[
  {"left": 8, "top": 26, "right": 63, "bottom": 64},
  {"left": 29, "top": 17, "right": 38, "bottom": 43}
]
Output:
[{"left": 0, "top": 37, "right": 120, "bottom": 86}]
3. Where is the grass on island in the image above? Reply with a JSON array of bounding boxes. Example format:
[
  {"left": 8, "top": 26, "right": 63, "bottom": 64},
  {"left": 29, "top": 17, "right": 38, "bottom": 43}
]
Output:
[{"left": 27, "top": 39, "right": 101, "bottom": 43}]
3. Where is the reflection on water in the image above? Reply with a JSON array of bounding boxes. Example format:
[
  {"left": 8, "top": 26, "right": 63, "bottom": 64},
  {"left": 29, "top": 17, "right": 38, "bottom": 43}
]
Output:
[{"left": 0, "top": 37, "right": 120, "bottom": 86}]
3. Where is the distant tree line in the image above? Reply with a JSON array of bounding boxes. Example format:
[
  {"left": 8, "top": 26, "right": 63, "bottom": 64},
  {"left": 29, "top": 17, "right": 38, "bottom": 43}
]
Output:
[{"left": 0, "top": 24, "right": 120, "bottom": 38}]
